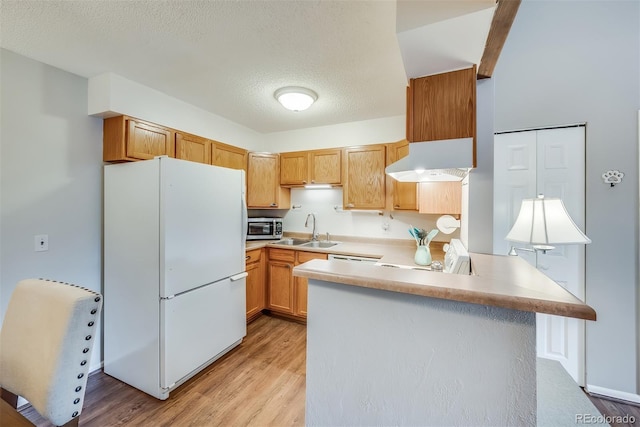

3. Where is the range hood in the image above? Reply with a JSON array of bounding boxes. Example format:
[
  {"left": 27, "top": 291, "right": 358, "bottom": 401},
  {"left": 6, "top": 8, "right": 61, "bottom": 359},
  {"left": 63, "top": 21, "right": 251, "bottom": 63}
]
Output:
[{"left": 385, "top": 137, "right": 474, "bottom": 182}]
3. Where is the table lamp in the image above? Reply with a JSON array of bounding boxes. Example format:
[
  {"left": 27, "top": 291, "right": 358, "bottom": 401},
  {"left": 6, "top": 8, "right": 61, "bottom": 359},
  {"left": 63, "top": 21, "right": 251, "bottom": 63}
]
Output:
[{"left": 506, "top": 194, "right": 591, "bottom": 257}]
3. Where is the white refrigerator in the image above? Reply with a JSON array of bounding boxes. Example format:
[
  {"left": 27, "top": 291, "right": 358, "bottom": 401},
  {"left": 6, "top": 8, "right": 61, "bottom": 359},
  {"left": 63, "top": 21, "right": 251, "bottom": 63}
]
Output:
[{"left": 104, "top": 156, "right": 247, "bottom": 400}]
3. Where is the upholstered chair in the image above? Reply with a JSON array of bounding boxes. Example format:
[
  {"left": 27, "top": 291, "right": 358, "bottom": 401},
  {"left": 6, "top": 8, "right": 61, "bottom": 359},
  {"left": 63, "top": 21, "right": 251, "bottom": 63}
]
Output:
[{"left": 0, "top": 279, "right": 103, "bottom": 427}]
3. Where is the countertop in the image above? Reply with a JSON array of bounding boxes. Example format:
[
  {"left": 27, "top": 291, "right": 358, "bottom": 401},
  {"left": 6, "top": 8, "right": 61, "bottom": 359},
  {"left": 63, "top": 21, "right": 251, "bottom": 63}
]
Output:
[
  {"left": 247, "top": 234, "right": 595, "bottom": 321},
  {"left": 246, "top": 234, "right": 446, "bottom": 264}
]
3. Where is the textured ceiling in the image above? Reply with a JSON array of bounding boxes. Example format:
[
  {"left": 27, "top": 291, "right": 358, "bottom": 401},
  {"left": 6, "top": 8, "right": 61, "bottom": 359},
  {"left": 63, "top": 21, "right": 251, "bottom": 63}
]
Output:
[{"left": 0, "top": 0, "right": 493, "bottom": 134}]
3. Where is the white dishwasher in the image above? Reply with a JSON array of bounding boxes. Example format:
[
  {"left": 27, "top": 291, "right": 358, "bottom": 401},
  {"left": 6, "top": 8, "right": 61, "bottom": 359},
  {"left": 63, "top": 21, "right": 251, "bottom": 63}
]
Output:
[{"left": 328, "top": 254, "right": 380, "bottom": 263}]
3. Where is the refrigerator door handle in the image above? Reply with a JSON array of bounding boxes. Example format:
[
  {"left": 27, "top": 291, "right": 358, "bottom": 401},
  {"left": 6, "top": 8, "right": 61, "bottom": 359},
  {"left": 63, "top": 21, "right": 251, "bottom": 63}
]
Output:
[{"left": 230, "top": 272, "right": 249, "bottom": 282}]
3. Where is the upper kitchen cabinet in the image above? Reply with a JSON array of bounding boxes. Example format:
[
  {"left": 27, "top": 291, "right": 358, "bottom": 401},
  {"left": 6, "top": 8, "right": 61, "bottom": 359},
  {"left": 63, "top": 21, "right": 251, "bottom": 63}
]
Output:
[
  {"left": 175, "top": 132, "right": 211, "bottom": 165},
  {"left": 343, "top": 145, "right": 386, "bottom": 210},
  {"left": 309, "top": 149, "right": 341, "bottom": 185},
  {"left": 386, "top": 140, "right": 418, "bottom": 211},
  {"left": 212, "top": 141, "right": 247, "bottom": 171},
  {"left": 247, "top": 152, "right": 290, "bottom": 209},
  {"left": 418, "top": 181, "right": 462, "bottom": 215},
  {"left": 407, "top": 66, "right": 477, "bottom": 147},
  {"left": 280, "top": 149, "right": 342, "bottom": 186},
  {"left": 280, "top": 151, "right": 309, "bottom": 186},
  {"left": 104, "top": 116, "right": 175, "bottom": 162}
]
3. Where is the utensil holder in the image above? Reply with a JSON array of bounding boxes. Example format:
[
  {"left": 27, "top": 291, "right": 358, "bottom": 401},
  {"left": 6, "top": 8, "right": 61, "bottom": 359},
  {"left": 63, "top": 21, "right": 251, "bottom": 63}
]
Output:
[{"left": 414, "top": 245, "right": 432, "bottom": 266}]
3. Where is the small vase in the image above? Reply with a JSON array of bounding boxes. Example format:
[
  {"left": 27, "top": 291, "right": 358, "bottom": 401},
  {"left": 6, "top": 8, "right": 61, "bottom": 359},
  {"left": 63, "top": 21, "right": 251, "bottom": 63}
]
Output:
[{"left": 414, "top": 245, "right": 432, "bottom": 266}]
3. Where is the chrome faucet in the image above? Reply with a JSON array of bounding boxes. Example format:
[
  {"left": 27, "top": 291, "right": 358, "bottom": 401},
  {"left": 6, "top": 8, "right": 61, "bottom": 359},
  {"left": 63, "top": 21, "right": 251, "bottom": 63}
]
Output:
[{"left": 305, "top": 213, "right": 318, "bottom": 241}]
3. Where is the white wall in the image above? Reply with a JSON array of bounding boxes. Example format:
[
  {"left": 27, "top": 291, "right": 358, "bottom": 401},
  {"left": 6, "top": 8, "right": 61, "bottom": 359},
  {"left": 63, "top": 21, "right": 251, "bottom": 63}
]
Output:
[
  {"left": 306, "top": 279, "right": 537, "bottom": 426},
  {"left": 463, "top": 78, "right": 494, "bottom": 253},
  {"left": 493, "top": 0, "right": 640, "bottom": 400},
  {"left": 0, "top": 49, "right": 104, "bottom": 371},
  {"left": 263, "top": 115, "right": 406, "bottom": 152},
  {"left": 88, "top": 73, "right": 264, "bottom": 151},
  {"left": 282, "top": 188, "right": 457, "bottom": 242}
]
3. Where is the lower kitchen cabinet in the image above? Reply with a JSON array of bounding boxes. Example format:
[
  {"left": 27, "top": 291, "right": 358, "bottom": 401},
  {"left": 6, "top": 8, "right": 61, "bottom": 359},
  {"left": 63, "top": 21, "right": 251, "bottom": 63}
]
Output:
[
  {"left": 267, "top": 248, "right": 327, "bottom": 320},
  {"left": 245, "top": 248, "right": 265, "bottom": 323},
  {"left": 267, "top": 248, "right": 296, "bottom": 314}
]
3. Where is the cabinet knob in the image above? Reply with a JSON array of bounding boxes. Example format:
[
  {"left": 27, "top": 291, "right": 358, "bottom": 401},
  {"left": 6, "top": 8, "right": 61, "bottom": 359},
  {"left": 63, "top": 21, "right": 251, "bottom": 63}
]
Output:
[
  {"left": 311, "top": 180, "right": 315, "bottom": 183},
  {"left": 346, "top": 203, "right": 354, "bottom": 208},
  {"left": 245, "top": 255, "right": 250, "bottom": 260},
  {"left": 270, "top": 203, "right": 277, "bottom": 207},
  {"left": 302, "top": 180, "right": 307, "bottom": 184},
  {"left": 394, "top": 204, "right": 400, "bottom": 208}
]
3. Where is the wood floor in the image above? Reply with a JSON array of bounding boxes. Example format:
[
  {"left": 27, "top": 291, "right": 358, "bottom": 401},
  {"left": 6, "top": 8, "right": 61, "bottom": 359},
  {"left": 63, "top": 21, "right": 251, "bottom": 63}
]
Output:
[
  {"left": 587, "top": 393, "right": 640, "bottom": 427},
  {"left": 20, "top": 315, "right": 306, "bottom": 427},
  {"left": 17, "top": 314, "right": 640, "bottom": 427}
]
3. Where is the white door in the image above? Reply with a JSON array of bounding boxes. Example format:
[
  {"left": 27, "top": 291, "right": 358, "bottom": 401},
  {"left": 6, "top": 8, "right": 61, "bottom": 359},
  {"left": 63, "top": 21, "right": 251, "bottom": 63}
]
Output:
[
  {"left": 494, "top": 126, "right": 586, "bottom": 386},
  {"left": 161, "top": 157, "right": 245, "bottom": 297},
  {"left": 160, "top": 276, "right": 246, "bottom": 389}
]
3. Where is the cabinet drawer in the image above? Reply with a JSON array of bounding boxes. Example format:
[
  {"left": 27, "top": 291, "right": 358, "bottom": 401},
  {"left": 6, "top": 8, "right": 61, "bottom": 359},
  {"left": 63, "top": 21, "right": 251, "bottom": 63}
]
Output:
[
  {"left": 268, "top": 248, "right": 296, "bottom": 263},
  {"left": 297, "top": 251, "right": 328, "bottom": 264},
  {"left": 245, "top": 248, "right": 262, "bottom": 265}
]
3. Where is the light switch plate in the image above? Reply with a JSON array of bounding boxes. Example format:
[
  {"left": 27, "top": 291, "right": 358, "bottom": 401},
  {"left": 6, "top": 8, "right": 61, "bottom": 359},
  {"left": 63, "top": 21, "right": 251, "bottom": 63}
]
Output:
[{"left": 34, "top": 234, "right": 48, "bottom": 252}]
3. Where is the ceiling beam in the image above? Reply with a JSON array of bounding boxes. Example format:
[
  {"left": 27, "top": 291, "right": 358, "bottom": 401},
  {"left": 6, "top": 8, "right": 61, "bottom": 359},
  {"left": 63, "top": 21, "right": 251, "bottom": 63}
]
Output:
[{"left": 477, "top": 0, "right": 521, "bottom": 79}]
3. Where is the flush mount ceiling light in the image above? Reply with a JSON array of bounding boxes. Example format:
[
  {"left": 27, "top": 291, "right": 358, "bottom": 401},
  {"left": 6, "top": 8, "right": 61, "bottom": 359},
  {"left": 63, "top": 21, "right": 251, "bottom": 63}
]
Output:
[{"left": 274, "top": 86, "right": 318, "bottom": 112}]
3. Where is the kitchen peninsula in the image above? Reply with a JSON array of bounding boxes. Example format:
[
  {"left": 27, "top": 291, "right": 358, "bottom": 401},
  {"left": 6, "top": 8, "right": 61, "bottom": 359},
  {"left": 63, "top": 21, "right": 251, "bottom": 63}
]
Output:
[{"left": 294, "top": 253, "right": 596, "bottom": 427}]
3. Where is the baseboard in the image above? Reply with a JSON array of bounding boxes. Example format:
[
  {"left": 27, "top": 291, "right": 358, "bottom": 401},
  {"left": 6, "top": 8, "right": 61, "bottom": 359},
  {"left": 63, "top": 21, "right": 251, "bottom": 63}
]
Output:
[
  {"left": 586, "top": 384, "right": 640, "bottom": 405},
  {"left": 89, "top": 360, "right": 104, "bottom": 376}
]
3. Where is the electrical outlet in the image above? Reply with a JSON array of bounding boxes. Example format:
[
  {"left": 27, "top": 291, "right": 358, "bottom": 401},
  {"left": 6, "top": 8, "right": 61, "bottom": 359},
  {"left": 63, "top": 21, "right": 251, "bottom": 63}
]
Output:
[{"left": 34, "top": 234, "right": 48, "bottom": 252}]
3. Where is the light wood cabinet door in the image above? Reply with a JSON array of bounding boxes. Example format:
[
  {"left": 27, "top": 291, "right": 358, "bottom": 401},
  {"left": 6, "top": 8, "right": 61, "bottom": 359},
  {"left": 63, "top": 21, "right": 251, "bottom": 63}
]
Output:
[
  {"left": 175, "top": 132, "right": 211, "bottom": 164},
  {"left": 267, "top": 260, "right": 294, "bottom": 314},
  {"left": 103, "top": 116, "right": 175, "bottom": 162},
  {"left": 280, "top": 151, "right": 309, "bottom": 185},
  {"left": 343, "top": 145, "right": 386, "bottom": 209},
  {"left": 418, "top": 182, "right": 462, "bottom": 214},
  {"left": 408, "top": 66, "right": 476, "bottom": 144},
  {"left": 212, "top": 141, "right": 247, "bottom": 171},
  {"left": 126, "top": 119, "right": 174, "bottom": 160},
  {"left": 388, "top": 140, "right": 418, "bottom": 210},
  {"left": 245, "top": 254, "right": 265, "bottom": 322},
  {"left": 247, "top": 152, "right": 290, "bottom": 208},
  {"left": 310, "top": 149, "right": 341, "bottom": 185},
  {"left": 280, "top": 149, "right": 342, "bottom": 186},
  {"left": 294, "top": 277, "right": 308, "bottom": 318}
]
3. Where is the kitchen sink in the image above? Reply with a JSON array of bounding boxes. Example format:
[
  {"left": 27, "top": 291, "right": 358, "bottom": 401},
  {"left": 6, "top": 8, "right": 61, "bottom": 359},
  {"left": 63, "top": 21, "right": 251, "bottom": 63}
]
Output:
[
  {"left": 274, "top": 238, "right": 312, "bottom": 246},
  {"left": 300, "top": 241, "right": 339, "bottom": 249}
]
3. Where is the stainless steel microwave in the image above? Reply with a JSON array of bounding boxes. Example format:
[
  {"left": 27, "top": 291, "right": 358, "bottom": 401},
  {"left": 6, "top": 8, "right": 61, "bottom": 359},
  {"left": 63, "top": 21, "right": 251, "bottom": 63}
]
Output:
[{"left": 247, "top": 217, "right": 283, "bottom": 240}]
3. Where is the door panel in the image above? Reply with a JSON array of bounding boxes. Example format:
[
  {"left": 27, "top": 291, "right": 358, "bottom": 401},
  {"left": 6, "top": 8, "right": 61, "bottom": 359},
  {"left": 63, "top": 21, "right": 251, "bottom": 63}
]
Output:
[
  {"left": 494, "top": 126, "right": 586, "bottom": 386},
  {"left": 161, "top": 158, "right": 244, "bottom": 297},
  {"left": 161, "top": 277, "right": 246, "bottom": 389}
]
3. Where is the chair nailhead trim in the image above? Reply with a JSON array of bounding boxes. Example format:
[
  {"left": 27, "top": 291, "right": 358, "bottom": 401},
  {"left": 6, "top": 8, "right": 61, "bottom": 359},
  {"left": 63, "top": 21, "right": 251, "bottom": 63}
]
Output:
[
  {"left": 72, "top": 411, "right": 78, "bottom": 417},
  {"left": 91, "top": 309, "right": 97, "bottom": 314},
  {"left": 37, "top": 278, "right": 101, "bottom": 297},
  {"left": 94, "top": 296, "right": 101, "bottom": 302},
  {"left": 85, "top": 335, "right": 92, "bottom": 340},
  {"left": 75, "top": 386, "right": 82, "bottom": 392},
  {"left": 81, "top": 360, "right": 87, "bottom": 366},
  {"left": 88, "top": 321, "right": 94, "bottom": 327},
  {"left": 77, "top": 373, "right": 84, "bottom": 379},
  {"left": 82, "top": 348, "right": 89, "bottom": 353},
  {"left": 74, "top": 398, "right": 80, "bottom": 404}
]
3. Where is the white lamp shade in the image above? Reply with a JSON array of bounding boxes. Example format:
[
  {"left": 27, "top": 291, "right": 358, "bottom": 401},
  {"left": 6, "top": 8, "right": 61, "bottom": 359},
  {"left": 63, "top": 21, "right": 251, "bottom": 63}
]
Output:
[
  {"left": 274, "top": 87, "right": 317, "bottom": 111},
  {"left": 506, "top": 196, "right": 591, "bottom": 245}
]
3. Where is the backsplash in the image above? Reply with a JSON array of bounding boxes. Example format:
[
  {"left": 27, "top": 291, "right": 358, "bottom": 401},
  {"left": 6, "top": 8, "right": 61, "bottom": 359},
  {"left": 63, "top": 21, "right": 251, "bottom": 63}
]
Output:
[{"left": 276, "top": 188, "right": 458, "bottom": 242}]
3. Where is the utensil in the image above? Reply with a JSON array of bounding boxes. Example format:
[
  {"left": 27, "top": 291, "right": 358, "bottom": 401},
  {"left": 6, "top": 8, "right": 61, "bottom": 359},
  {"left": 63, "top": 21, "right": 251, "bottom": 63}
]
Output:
[{"left": 425, "top": 229, "right": 439, "bottom": 245}]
